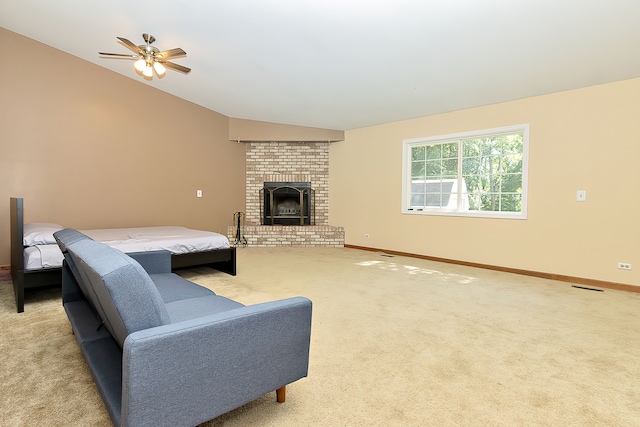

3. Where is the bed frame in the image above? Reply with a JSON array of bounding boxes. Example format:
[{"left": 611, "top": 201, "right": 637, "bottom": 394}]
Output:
[{"left": 9, "top": 197, "right": 236, "bottom": 313}]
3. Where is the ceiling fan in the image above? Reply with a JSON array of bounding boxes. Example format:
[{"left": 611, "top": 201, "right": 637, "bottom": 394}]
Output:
[{"left": 99, "top": 33, "right": 190, "bottom": 78}]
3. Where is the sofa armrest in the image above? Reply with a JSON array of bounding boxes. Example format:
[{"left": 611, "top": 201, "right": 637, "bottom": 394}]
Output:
[
  {"left": 126, "top": 250, "right": 171, "bottom": 274},
  {"left": 120, "top": 296, "right": 312, "bottom": 427}
]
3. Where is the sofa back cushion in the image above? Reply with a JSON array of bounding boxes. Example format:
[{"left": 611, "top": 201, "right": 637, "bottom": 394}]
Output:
[
  {"left": 54, "top": 229, "right": 96, "bottom": 306},
  {"left": 53, "top": 228, "right": 92, "bottom": 253},
  {"left": 67, "top": 239, "right": 170, "bottom": 348}
]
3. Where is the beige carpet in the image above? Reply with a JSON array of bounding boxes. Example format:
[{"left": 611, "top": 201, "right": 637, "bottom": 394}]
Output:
[{"left": 1, "top": 247, "right": 640, "bottom": 426}]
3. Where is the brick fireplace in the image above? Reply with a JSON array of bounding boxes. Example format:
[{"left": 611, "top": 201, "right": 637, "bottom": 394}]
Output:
[{"left": 227, "top": 141, "right": 344, "bottom": 247}]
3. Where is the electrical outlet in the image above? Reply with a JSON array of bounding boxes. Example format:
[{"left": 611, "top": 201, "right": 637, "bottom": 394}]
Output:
[
  {"left": 617, "top": 262, "right": 632, "bottom": 271},
  {"left": 364, "top": 233, "right": 370, "bottom": 238}
]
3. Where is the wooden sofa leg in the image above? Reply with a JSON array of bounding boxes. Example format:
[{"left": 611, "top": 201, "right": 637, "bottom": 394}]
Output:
[{"left": 276, "top": 386, "right": 286, "bottom": 403}]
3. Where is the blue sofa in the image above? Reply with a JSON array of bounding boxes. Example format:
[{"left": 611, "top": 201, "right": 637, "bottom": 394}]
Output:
[{"left": 54, "top": 229, "right": 312, "bottom": 427}]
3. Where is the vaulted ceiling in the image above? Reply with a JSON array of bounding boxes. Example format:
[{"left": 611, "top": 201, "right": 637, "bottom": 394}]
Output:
[{"left": 2, "top": 1, "right": 640, "bottom": 130}]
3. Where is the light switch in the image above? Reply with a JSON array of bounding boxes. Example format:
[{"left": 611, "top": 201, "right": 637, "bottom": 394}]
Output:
[
  {"left": 576, "top": 190, "right": 586, "bottom": 202},
  {"left": 196, "top": 189, "right": 203, "bottom": 198}
]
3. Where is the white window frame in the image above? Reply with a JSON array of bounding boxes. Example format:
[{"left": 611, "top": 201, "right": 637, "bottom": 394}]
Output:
[{"left": 402, "top": 124, "right": 529, "bottom": 219}]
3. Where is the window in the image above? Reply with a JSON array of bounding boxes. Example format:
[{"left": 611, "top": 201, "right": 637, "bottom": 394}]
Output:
[{"left": 402, "top": 124, "right": 529, "bottom": 219}]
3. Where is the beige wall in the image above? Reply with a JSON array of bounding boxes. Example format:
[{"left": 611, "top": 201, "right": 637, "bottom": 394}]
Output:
[
  {"left": 331, "top": 78, "right": 640, "bottom": 286},
  {"left": 3, "top": 27, "right": 638, "bottom": 287},
  {"left": 229, "top": 118, "right": 344, "bottom": 142},
  {"left": 0, "top": 28, "right": 246, "bottom": 265}
]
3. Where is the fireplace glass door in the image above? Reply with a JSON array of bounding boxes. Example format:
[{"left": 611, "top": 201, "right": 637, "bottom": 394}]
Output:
[{"left": 261, "top": 182, "right": 314, "bottom": 225}]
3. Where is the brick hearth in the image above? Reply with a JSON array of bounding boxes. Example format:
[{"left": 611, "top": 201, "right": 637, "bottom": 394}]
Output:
[{"left": 227, "top": 141, "right": 344, "bottom": 247}]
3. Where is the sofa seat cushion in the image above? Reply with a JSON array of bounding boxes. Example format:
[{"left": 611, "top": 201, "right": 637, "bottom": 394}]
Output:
[
  {"left": 165, "top": 295, "right": 245, "bottom": 323},
  {"left": 149, "top": 273, "right": 216, "bottom": 303}
]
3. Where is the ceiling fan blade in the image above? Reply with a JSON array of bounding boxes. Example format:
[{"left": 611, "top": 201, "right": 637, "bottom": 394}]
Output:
[
  {"left": 116, "top": 37, "right": 143, "bottom": 54},
  {"left": 162, "top": 61, "right": 191, "bottom": 74},
  {"left": 156, "top": 48, "right": 186, "bottom": 60},
  {"left": 98, "top": 52, "right": 138, "bottom": 58}
]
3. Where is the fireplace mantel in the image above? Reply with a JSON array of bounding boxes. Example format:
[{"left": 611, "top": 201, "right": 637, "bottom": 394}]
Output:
[{"left": 227, "top": 141, "right": 344, "bottom": 247}]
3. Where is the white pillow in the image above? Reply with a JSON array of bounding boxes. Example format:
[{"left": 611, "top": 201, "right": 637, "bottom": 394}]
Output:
[{"left": 23, "top": 223, "right": 64, "bottom": 246}]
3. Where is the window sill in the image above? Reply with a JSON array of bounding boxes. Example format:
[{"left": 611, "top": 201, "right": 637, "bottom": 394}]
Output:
[{"left": 402, "top": 209, "right": 527, "bottom": 220}]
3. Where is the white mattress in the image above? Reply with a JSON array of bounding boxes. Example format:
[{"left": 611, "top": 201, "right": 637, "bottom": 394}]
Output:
[
  {"left": 24, "top": 226, "right": 230, "bottom": 271},
  {"left": 24, "top": 245, "right": 65, "bottom": 270}
]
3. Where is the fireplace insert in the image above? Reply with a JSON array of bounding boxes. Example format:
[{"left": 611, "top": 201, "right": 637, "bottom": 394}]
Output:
[{"left": 261, "top": 182, "right": 314, "bottom": 225}]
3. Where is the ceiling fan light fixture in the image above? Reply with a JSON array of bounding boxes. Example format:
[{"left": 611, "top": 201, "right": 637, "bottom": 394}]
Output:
[
  {"left": 153, "top": 62, "right": 166, "bottom": 76},
  {"left": 142, "top": 65, "right": 153, "bottom": 77},
  {"left": 100, "top": 34, "right": 191, "bottom": 78},
  {"left": 134, "top": 58, "right": 147, "bottom": 72}
]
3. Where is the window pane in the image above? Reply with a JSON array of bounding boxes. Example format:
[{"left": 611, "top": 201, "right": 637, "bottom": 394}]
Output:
[
  {"left": 410, "top": 181, "right": 425, "bottom": 207},
  {"left": 463, "top": 174, "right": 491, "bottom": 192},
  {"left": 426, "top": 192, "right": 442, "bottom": 207},
  {"left": 501, "top": 133, "right": 523, "bottom": 154},
  {"left": 462, "top": 140, "right": 480, "bottom": 157},
  {"left": 426, "top": 144, "right": 442, "bottom": 160},
  {"left": 413, "top": 180, "right": 460, "bottom": 209},
  {"left": 425, "top": 160, "right": 441, "bottom": 177},
  {"left": 411, "top": 161, "right": 425, "bottom": 179},
  {"left": 441, "top": 180, "right": 457, "bottom": 209},
  {"left": 411, "top": 146, "right": 426, "bottom": 161},
  {"left": 477, "top": 193, "right": 500, "bottom": 211},
  {"left": 462, "top": 157, "right": 479, "bottom": 175},
  {"left": 411, "top": 193, "right": 425, "bottom": 207},
  {"left": 442, "top": 142, "right": 458, "bottom": 158},
  {"left": 422, "top": 180, "right": 458, "bottom": 208},
  {"left": 500, "top": 194, "right": 522, "bottom": 212},
  {"left": 481, "top": 138, "right": 500, "bottom": 157},
  {"left": 490, "top": 155, "right": 501, "bottom": 174},
  {"left": 424, "top": 181, "right": 441, "bottom": 207},
  {"left": 466, "top": 191, "right": 485, "bottom": 211},
  {"left": 442, "top": 158, "right": 458, "bottom": 177},
  {"left": 501, "top": 153, "right": 523, "bottom": 174},
  {"left": 499, "top": 173, "right": 522, "bottom": 193},
  {"left": 411, "top": 181, "right": 425, "bottom": 194},
  {"left": 425, "top": 180, "right": 441, "bottom": 194}
]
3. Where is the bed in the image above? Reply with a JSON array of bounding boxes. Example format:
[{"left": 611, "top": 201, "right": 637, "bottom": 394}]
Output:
[{"left": 9, "top": 197, "right": 236, "bottom": 313}]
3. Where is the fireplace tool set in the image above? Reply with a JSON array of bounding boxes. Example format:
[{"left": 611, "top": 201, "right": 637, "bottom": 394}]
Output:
[{"left": 233, "top": 212, "right": 247, "bottom": 247}]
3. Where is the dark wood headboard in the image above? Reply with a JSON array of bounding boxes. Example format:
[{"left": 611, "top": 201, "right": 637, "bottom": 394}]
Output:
[
  {"left": 10, "top": 197, "right": 25, "bottom": 273},
  {"left": 10, "top": 196, "right": 64, "bottom": 312}
]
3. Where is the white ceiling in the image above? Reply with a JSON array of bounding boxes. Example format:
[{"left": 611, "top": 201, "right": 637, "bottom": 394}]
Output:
[{"left": 2, "top": 0, "right": 640, "bottom": 130}]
